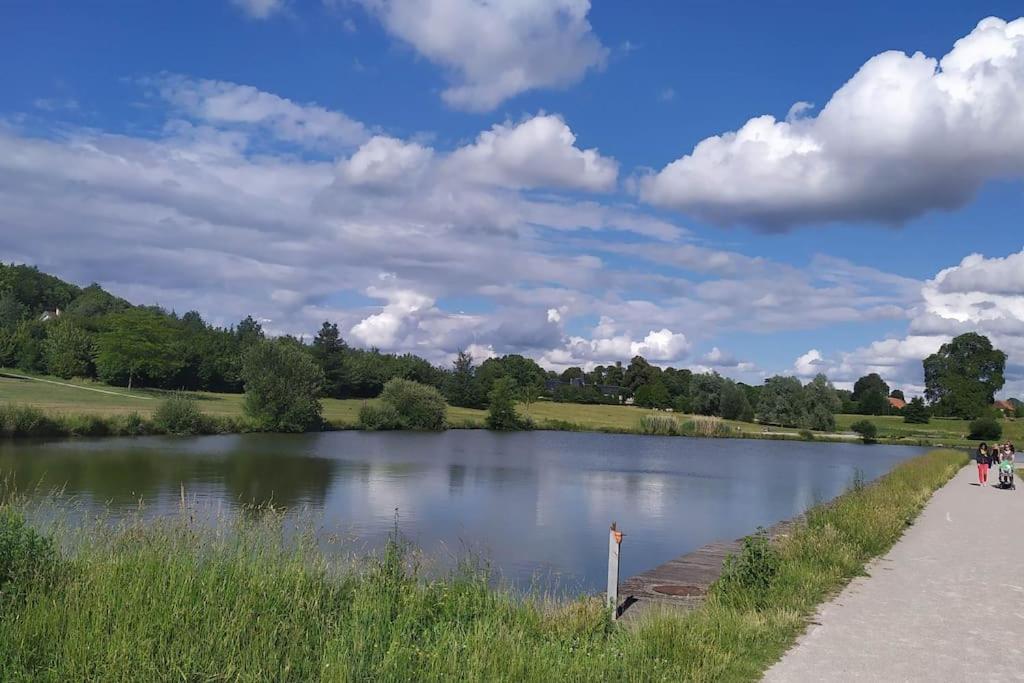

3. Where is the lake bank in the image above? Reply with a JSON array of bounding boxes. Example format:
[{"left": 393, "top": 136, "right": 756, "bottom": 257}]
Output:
[
  {"left": 0, "top": 448, "right": 966, "bottom": 680},
  {"left": 0, "top": 430, "right": 927, "bottom": 592}
]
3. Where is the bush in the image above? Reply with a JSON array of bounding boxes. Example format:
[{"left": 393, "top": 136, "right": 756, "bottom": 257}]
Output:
[
  {"left": 0, "top": 509, "right": 56, "bottom": 595},
  {"left": 968, "top": 416, "right": 1002, "bottom": 441},
  {"left": 486, "top": 376, "right": 528, "bottom": 431},
  {"left": 798, "top": 429, "right": 814, "bottom": 441},
  {"left": 715, "top": 530, "right": 780, "bottom": 609},
  {"left": 152, "top": 394, "right": 207, "bottom": 435},
  {"left": 357, "top": 402, "right": 404, "bottom": 431},
  {"left": 637, "top": 414, "right": 678, "bottom": 436},
  {"left": 241, "top": 340, "right": 325, "bottom": 433},
  {"left": 110, "top": 411, "right": 152, "bottom": 436},
  {"left": 850, "top": 419, "right": 878, "bottom": 443},
  {"left": 678, "top": 415, "right": 732, "bottom": 438},
  {"left": 376, "top": 378, "right": 448, "bottom": 431},
  {"left": 902, "top": 397, "right": 931, "bottom": 424},
  {"left": 60, "top": 412, "right": 112, "bottom": 437},
  {"left": 0, "top": 404, "right": 59, "bottom": 437}
]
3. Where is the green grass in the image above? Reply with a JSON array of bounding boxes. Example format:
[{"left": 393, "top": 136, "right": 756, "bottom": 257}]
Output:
[
  {"left": 834, "top": 413, "right": 1024, "bottom": 447},
  {"left": 0, "top": 449, "right": 966, "bottom": 681}
]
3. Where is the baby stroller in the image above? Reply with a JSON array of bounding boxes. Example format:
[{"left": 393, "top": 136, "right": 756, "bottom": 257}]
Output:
[{"left": 997, "top": 459, "right": 1016, "bottom": 491}]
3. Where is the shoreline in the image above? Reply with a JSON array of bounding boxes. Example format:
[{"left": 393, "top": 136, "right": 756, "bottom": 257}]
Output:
[{"left": 0, "top": 401, "right": 961, "bottom": 447}]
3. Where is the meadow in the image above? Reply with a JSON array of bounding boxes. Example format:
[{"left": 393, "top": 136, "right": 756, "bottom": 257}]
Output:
[
  {"left": 0, "top": 448, "right": 967, "bottom": 681},
  {"left": 2, "top": 368, "right": 1015, "bottom": 446}
]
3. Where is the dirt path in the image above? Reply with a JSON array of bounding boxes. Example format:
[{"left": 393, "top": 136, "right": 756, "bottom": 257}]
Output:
[
  {"left": 0, "top": 371, "right": 152, "bottom": 400},
  {"left": 764, "top": 464, "right": 1023, "bottom": 682}
]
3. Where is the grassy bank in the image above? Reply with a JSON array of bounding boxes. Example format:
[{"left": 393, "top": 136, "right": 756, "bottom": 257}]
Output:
[{"left": 0, "top": 449, "right": 965, "bottom": 681}]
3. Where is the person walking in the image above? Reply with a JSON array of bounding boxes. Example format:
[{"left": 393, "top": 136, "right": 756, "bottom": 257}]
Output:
[{"left": 976, "top": 443, "right": 991, "bottom": 486}]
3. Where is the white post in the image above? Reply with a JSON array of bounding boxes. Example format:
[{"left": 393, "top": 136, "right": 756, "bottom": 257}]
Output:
[{"left": 607, "top": 522, "right": 623, "bottom": 618}]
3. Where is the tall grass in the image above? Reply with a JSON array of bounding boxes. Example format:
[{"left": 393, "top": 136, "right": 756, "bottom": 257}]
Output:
[
  {"left": 0, "top": 449, "right": 966, "bottom": 681},
  {"left": 679, "top": 415, "right": 734, "bottom": 438},
  {"left": 0, "top": 403, "right": 252, "bottom": 438},
  {"left": 637, "top": 413, "right": 680, "bottom": 435}
]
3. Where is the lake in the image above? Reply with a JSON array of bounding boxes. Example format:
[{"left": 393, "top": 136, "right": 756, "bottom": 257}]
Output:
[{"left": 0, "top": 430, "right": 926, "bottom": 593}]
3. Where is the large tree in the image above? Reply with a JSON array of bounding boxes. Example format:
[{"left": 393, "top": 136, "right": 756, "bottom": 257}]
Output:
[
  {"left": 95, "top": 309, "right": 183, "bottom": 389},
  {"left": 311, "top": 321, "right": 349, "bottom": 397},
  {"left": 852, "top": 373, "right": 889, "bottom": 402},
  {"left": 444, "top": 350, "right": 484, "bottom": 408},
  {"left": 803, "top": 373, "right": 841, "bottom": 431},
  {"left": 719, "top": 379, "right": 754, "bottom": 422},
  {"left": 757, "top": 376, "right": 806, "bottom": 428},
  {"left": 923, "top": 332, "right": 1006, "bottom": 419},
  {"left": 690, "top": 372, "right": 725, "bottom": 416},
  {"left": 241, "top": 340, "right": 324, "bottom": 432},
  {"left": 43, "top": 318, "right": 94, "bottom": 379}
]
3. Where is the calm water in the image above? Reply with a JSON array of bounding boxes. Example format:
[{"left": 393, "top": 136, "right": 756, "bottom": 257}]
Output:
[{"left": 0, "top": 431, "right": 925, "bottom": 593}]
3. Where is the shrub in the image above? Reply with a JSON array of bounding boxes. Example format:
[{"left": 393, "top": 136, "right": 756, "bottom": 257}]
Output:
[
  {"left": 60, "top": 413, "right": 112, "bottom": 437},
  {"left": 111, "top": 411, "right": 151, "bottom": 436},
  {"left": 850, "top": 419, "right": 878, "bottom": 443},
  {"left": 902, "top": 397, "right": 931, "bottom": 424},
  {"left": 0, "top": 404, "right": 59, "bottom": 437},
  {"left": 486, "top": 376, "right": 528, "bottom": 431},
  {"left": 376, "top": 378, "right": 448, "bottom": 431},
  {"left": 241, "top": 340, "right": 324, "bottom": 433},
  {"left": 798, "top": 429, "right": 814, "bottom": 441},
  {"left": 357, "top": 402, "right": 404, "bottom": 431},
  {"left": 637, "top": 414, "right": 678, "bottom": 436},
  {"left": 679, "top": 415, "right": 732, "bottom": 438},
  {"left": 153, "top": 394, "right": 207, "bottom": 435},
  {"left": 0, "top": 509, "right": 56, "bottom": 595},
  {"left": 715, "top": 530, "right": 780, "bottom": 609},
  {"left": 968, "top": 416, "right": 1002, "bottom": 441}
]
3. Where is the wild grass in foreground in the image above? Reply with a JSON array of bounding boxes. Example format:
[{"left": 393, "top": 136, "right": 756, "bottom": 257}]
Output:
[{"left": 0, "top": 449, "right": 966, "bottom": 681}]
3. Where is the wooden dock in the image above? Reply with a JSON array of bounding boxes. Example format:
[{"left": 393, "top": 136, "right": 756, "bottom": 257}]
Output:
[{"left": 617, "top": 517, "right": 800, "bottom": 619}]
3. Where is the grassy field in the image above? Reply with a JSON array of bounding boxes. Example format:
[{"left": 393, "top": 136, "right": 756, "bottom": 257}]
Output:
[
  {"left": 4, "top": 368, "right": 1015, "bottom": 446},
  {"left": 0, "top": 448, "right": 967, "bottom": 681},
  {"left": 834, "top": 413, "right": 1024, "bottom": 447}
]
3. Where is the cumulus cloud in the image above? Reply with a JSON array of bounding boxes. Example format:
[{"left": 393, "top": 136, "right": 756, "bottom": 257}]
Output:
[
  {"left": 159, "top": 76, "right": 369, "bottom": 149},
  {"left": 444, "top": 115, "right": 617, "bottom": 192},
  {"left": 801, "top": 249, "right": 1024, "bottom": 396},
  {"left": 336, "top": 136, "right": 434, "bottom": 189},
  {"left": 793, "top": 349, "right": 826, "bottom": 378},
  {"left": 640, "top": 16, "right": 1024, "bottom": 230},
  {"left": 358, "top": 0, "right": 608, "bottom": 111}
]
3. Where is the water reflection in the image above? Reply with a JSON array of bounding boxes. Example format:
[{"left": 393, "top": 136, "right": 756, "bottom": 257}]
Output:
[{"left": 0, "top": 431, "right": 924, "bottom": 593}]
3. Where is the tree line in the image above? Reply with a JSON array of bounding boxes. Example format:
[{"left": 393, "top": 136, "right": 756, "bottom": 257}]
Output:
[{"left": 1, "top": 264, "right": 1015, "bottom": 433}]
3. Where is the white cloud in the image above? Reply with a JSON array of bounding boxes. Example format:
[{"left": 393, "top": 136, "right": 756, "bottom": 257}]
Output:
[
  {"left": 159, "top": 76, "right": 369, "bottom": 149},
  {"left": 336, "top": 136, "right": 433, "bottom": 189},
  {"left": 443, "top": 115, "right": 617, "bottom": 192},
  {"left": 349, "top": 281, "right": 436, "bottom": 348},
  {"left": 359, "top": 0, "right": 607, "bottom": 111},
  {"left": 640, "top": 16, "right": 1024, "bottom": 230},
  {"left": 794, "top": 349, "right": 826, "bottom": 378}
]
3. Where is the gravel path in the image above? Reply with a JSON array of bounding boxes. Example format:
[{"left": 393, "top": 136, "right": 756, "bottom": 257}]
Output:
[{"left": 764, "top": 464, "right": 1023, "bottom": 682}]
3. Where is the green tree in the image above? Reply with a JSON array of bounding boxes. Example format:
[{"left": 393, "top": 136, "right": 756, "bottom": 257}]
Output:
[
  {"left": 311, "top": 321, "right": 349, "bottom": 398},
  {"left": 889, "top": 389, "right": 905, "bottom": 401},
  {"left": 634, "top": 381, "right": 671, "bottom": 409},
  {"left": 560, "top": 366, "right": 584, "bottom": 382},
  {"left": 486, "top": 376, "right": 525, "bottom": 431},
  {"left": 624, "top": 355, "right": 660, "bottom": 392},
  {"left": 852, "top": 373, "right": 889, "bottom": 402},
  {"left": 43, "top": 318, "right": 94, "bottom": 378},
  {"left": 690, "top": 372, "right": 725, "bottom": 416},
  {"left": 924, "top": 333, "right": 1006, "bottom": 419},
  {"left": 802, "top": 374, "right": 840, "bottom": 431},
  {"left": 443, "top": 350, "right": 484, "bottom": 408},
  {"left": 858, "top": 390, "right": 889, "bottom": 416},
  {"left": 719, "top": 379, "right": 754, "bottom": 422},
  {"left": 376, "top": 378, "right": 447, "bottom": 431},
  {"left": 902, "top": 397, "right": 931, "bottom": 424},
  {"left": 757, "top": 376, "right": 805, "bottom": 427},
  {"left": 0, "top": 291, "right": 26, "bottom": 328},
  {"left": 241, "top": 340, "right": 324, "bottom": 432},
  {"left": 95, "top": 309, "right": 183, "bottom": 389}
]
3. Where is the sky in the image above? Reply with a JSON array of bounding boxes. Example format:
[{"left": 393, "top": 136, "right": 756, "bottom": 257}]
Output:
[{"left": 1, "top": 1, "right": 1024, "bottom": 396}]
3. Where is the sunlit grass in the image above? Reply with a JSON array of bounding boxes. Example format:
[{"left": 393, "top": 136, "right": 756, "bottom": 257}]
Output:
[{"left": 0, "top": 449, "right": 966, "bottom": 681}]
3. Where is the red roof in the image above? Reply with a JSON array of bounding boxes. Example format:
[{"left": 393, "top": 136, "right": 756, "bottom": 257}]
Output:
[
  {"left": 888, "top": 397, "right": 906, "bottom": 410},
  {"left": 994, "top": 400, "right": 1015, "bottom": 413}
]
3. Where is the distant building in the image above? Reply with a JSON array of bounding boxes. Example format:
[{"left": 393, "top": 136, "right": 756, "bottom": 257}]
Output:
[
  {"left": 887, "top": 396, "right": 906, "bottom": 411},
  {"left": 993, "top": 400, "right": 1016, "bottom": 416},
  {"left": 39, "top": 308, "right": 62, "bottom": 322}
]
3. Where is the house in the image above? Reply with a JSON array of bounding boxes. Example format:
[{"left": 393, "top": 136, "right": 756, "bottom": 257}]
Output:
[
  {"left": 887, "top": 396, "right": 906, "bottom": 411},
  {"left": 39, "top": 308, "right": 62, "bottom": 322},
  {"left": 993, "top": 400, "right": 1016, "bottom": 417}
]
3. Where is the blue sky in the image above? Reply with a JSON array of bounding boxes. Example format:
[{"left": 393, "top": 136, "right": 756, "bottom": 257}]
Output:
[{"left": 2, "top": 1, "right": 1024, "bottom": 395}]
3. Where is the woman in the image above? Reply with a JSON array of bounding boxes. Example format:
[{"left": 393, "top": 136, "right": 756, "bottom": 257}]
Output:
[{"left": 977, "top": 443, "right": 991, "bottom": 486}]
